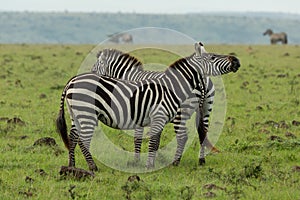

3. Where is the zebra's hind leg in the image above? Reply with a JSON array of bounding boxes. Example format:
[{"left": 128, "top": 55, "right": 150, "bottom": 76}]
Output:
[
  {"left": 78, "top": 140, "right": 98, "bottom": 171},
  {"left": 68, "top": 124, "right": 78, "bottom": 168},
  {"left": 77, "top": 122, "right": 98, "bottom": 171}
]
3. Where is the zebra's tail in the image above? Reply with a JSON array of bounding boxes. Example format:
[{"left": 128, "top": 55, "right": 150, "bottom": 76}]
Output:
[{"left": 56, "top": 85, "right": 70, "bottom": 151}]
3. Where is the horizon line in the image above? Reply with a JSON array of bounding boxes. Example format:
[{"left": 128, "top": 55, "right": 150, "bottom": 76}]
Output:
[{"left": 0, "top": 10, "right": 300, "bottom": 15}]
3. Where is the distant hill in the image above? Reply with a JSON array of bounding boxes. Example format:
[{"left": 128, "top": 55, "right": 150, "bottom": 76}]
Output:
[{"left": 1, "top": 11, "right": 300, "bottom": 44}]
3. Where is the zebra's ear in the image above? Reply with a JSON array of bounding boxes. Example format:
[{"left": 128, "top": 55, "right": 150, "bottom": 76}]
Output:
[
  {"left": 195, "top": 42, "right": 204, "bottom": 56},
  {"left": 101, "top": 49, "right": 109, "bottom": 58},
  {"left": 96, "top": 50, "right": 102, "bottom": 58}
]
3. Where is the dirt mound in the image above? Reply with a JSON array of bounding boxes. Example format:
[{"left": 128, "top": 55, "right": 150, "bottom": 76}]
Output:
[{"left": 33, "top": 137, "right": 57, "bottom": 147}]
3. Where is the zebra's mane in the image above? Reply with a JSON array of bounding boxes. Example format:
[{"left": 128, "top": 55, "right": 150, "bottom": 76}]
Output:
[
  {"left": 167, "top": 53, "right": 195, "bottom": 71},
  {"left": 97, "top": 49, "right": 144, "bottom": 71}
]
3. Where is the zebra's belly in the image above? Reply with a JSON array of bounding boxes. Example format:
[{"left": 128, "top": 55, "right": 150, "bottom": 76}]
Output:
[{"left": 97, "top": 110, "right": 151, "bottom": 130}]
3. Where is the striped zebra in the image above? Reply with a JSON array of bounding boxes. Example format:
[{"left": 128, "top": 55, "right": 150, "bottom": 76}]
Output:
[
  {"left": 91, "top": 44, "right": 218, "bottom": 166},
  {"left": 56, "top": 42, "right": 240, "bottom": 171}
]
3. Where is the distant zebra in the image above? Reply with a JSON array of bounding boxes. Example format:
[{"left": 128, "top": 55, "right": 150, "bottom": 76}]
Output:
[
  {"left": 263, "top": 29, "right": 288, "bottom": 44},
  {"left": 56, "top": 42, "right": 240, "bottom": 171},
  {"left": 108, "top": 33, "right": 133, "bottom": 44},
  {"left": 91, "top": 45, "right": 219, "bottom": 166}
]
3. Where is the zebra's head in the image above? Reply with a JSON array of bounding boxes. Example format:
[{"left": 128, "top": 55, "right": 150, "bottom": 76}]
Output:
[
  {"left": 91, "top": 50, "right": 107, "bottom": 75},
  {"left": 193, "top": 42, "right": 240, "bottom": 76},
  {"left": 91, "top": 49, "right": 143, "bottom": 78},
  {"left": 263, "top": 29, "right": 273, "bottom": 36}
]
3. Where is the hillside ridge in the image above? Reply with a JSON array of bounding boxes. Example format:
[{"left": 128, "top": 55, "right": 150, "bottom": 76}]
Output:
[{"left": 1, "top": 12, "right": 299, "bottom": 44}]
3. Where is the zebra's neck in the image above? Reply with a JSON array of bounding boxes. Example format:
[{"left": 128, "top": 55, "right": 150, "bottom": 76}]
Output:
[
  {"left": 163, "top": 57, "right": 204, "bottom": 102},
  {"left": 108, "top": 65, "right": 143, "bottom": 80},
  {"left": 108, "top": 62, "right": 165, "bottom": 81},
  {"left": 105, "top": 50, "right": 144, "bottom": 79}
]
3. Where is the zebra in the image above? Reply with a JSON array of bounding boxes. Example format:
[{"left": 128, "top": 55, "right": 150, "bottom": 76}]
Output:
[
  {"left": 56, "top": 42, "right": 240, "bottom": 171},
  {"left": 108, "top": 33, "right": 133, "bottom": 44},
  {"left": 91, "top": 44, "right": 219, "bottom": 166},
  {"left": 263, "top": 29, "right": 288, "bottom": 44}
]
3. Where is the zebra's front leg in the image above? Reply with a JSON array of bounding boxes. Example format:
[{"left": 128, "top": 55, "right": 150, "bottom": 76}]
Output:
[
  {"left": 172, "top": 120, "right": 188, "bottom": 166},
  {"left": 146, "top": 121, "right": 164, "bottom": 169},
  {"left": 127, "top": 127, "right": 144, "bottom": 166},
  {"left": 134, "top": 127, "right": 144, "bottom": 162}
]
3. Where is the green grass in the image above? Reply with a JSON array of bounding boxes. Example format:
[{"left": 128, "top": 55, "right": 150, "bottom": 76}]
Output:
[{"left": 0, "top": 44, "right": 299, "bottom": 199}]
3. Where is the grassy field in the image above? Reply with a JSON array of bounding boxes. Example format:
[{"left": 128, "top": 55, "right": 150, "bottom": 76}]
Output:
[{"left": 0, "top": 44, "right": 299, "bottom": 199}]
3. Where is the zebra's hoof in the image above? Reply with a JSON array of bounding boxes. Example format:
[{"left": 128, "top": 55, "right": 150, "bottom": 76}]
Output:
[
  {"left": 127, "top": 159, "right": 140, "bottom": 167},
  {"left": 199, "top": 158, "right": 206, "bottom": 166},
  {"left": 211, "top": 146, "right": 221, "bottom": 153},
  {"left": 146, "top": 164, "right": 155, "bottom": 170},
  {"left": 172, "top": 160, "right": 180, "bottom": 166},
  {"left": 90, "top": 165, "right": 98, "bottom": 172}
]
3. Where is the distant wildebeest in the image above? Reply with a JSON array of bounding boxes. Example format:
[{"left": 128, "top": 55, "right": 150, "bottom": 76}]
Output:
[
  {"left": 120, "top": 33, "right": 133, "bottom": 43},
  {"left": 263, "top": 29, "right": 288, "bottom": 44},
  {"left": 107, "top": 33, "right": 133, "bottom": 44},
  {"left": 107, "top": 34, "right": 119, "bottom": 43}
]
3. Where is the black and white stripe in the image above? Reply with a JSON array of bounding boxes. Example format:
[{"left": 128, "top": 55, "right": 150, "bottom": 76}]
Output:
[
  {"left": 56, "top": 42, "right": 240, "bottom": 170},
  {"left": 91, "top": 43, "right": 219, "bottom": 165}
]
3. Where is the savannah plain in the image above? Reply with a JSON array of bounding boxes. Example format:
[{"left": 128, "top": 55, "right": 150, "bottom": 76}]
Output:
[{"left": 0, "top": 44, "right": 299, "bottom": 199}]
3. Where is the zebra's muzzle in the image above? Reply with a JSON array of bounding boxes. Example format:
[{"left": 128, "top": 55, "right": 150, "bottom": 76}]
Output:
[
  {"left": 91, "top": 64, "right": 97, "bottom": 73},
  {"left": 229, "top": 56, "right": 240, "bottom": 72}
]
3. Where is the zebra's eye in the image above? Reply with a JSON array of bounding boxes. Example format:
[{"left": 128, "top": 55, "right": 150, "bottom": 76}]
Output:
[{"left": 210, "top": 55, "right": 216, "bottom": 60}]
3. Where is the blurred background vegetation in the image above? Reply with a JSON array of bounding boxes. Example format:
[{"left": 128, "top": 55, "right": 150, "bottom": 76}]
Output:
[{"left": 1, "top": 12, "right": 300, "bottom": 44}]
